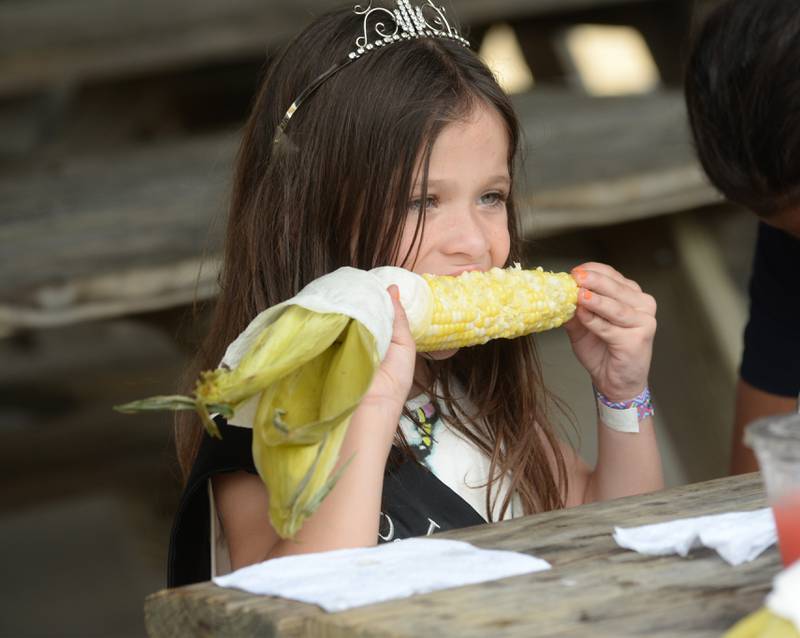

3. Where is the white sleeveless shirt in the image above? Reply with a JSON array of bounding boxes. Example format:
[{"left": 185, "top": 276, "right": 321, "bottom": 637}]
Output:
[{"left": 398, "top": 391, "right": 523, "bottom": 523}]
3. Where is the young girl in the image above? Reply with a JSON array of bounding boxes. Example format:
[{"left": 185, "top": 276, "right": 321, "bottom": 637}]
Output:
[{"left": 169, "top": 2, "right": 662, "bottom": 587}]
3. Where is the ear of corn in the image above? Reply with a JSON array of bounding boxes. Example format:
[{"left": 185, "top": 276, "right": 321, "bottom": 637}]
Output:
[
  {"left": 195, "top": 305, "right": 351, "bottom": 408},
  {"left": 197, "top": 305, "right": 380, "bottom": 539},
  {"left": 115, "top": 306, "right": 379, "bottom": 539},
  {"left": 113, "top": 265, "right": 577, "bottom": 540},
  {"left": 414, "top": 266, "right": 577, "bottom": 352}
]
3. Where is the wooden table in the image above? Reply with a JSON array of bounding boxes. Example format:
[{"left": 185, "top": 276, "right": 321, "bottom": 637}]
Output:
[{"left": 144, "top": 473, "right": 780, "bottom": 637}]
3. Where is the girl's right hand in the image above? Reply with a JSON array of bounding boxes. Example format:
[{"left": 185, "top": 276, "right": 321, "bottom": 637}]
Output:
[{"left": 356, "top": 285, "right": 417, "bottom": 435}]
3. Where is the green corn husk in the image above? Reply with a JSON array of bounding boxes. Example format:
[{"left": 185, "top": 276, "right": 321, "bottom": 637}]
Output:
[{"left": 114, "top": 305, "right": 380, "bottom": 539}]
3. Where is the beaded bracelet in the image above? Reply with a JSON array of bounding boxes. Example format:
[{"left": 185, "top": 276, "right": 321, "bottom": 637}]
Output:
[{"left": 593, "top": 385, "right": 654, "bottom": 433}]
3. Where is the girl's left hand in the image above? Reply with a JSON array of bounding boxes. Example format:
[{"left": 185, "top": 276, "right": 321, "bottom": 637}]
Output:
[{"left": 563, "top": 262, "right": 657, "bottom": 402}]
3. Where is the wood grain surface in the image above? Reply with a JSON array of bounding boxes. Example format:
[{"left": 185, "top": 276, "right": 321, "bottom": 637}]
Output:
[
  {"left": 0, "top": 90, "right": 716, "bottom": 330},
  {"left": 144, "top": 473, "right": 779, "bottom": 638},
  {"left": 0, "top": 0, "right": 657, "bottom": 96}
]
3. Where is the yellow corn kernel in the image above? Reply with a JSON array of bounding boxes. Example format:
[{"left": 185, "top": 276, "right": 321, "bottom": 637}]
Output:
[{"left": 415, "top": 266, "right": 578, "bottom": 352}]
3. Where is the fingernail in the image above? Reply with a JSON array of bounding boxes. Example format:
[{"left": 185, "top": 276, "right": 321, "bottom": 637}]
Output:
[
  {"left": 582, "top": 289, "right": 592, "bottom": 301},
  {"left": 388, "top": 285, "right": 399, "bottom": 301},
  {"left": 573, "top": 268, "right": 587, "bottom": 283}
]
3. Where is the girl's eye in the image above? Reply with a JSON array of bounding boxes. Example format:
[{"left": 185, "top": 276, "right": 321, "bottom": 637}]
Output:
[
  {"left": 409, "top": 195, "right": 438, "bottom": 211},
  {"left": 480, "top": 191, "right": 508, "bottom": 207}
]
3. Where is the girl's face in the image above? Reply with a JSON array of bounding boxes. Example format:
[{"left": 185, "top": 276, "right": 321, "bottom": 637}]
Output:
[{"left": 396, "top": 101, "right": 512, "bottom": 277}]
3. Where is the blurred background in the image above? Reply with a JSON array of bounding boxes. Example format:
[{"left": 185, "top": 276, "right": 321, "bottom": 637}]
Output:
[{"left": 0, "top": 0, "right": 757, "bottom": 635}]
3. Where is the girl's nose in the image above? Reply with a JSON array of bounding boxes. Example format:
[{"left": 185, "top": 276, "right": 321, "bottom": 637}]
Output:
[{"left": 441, "top": 206, "right": 491, "bottom": 259}]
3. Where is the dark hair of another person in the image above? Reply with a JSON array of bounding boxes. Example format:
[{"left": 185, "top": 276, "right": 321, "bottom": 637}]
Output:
[
  {"left": 685, "top": 0, "right": 800, "bottom": 216},
  {"left": 173, "top": 6, "right": 573, "bottom": 521}
]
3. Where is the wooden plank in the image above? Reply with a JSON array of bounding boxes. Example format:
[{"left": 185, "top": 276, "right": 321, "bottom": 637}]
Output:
[
  {"left": 513, "top": 89, "right": 719, "bottom": 236},
  {"left": 0, "top": 131, "right": 235, "bottom": 303},
  {"left": 670, "top": 214, "right": 747, "bottom": 384},
  {"left": 0, "top": 90, "right": 718, "bottom": 331},
  {"left": 0, "top": 92, "right": 69, "bottom": 157},
  {"left": 0, "top": 0, "right": 659, "bottom": 98},
  {"left": 0, "top": 1, "right": 299, "bottom": 97},
  {"left": 143, "top": 473, "right": 779, "bottom": 638},
  {"left": 0, "top": 258, "right": 220, "bottom": 331},
  {"left": 145, "top": 584, "right": 322, "bottom": 638},
  {"left": 448, "top": 0, "right": 661, "bottom": 27}
]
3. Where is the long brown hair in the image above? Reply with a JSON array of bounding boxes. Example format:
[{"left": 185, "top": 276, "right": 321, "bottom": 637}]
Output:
[{"left": 175, "top": 4, "right": 570, "bottom": 518}]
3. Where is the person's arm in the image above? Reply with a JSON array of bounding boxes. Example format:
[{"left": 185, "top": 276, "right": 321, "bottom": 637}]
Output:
[
  {"left": 730, "top": 378, "right": 798, "bottom": 474},
  {"left": 582, "top": 413, "right": 663, "bottom": 503},
  {"left": 212, "top": 402, "right": 400, "bottom": 568},
  {"left": 560, "top": 262, "right": 663, "bottom": 505},
  {"left": 547, "top": 411, "right": 662, "bottom": 508},
  {"left": 264, "top": 402, "right": 402, "bottom": 559},
  {"left": 213, "top": 286, "right": 416, "bottom": 568}
]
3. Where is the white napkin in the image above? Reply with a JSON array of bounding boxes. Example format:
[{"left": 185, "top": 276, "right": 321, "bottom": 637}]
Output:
[
  {"left": 213, "top": 537, "right": 551, "bottom": 612},
  {"left": 766, "top": 560, "right": 800, "bottom": 631},
  {"left": 613, "top": 507, "right": 777, "bottom": 566}
]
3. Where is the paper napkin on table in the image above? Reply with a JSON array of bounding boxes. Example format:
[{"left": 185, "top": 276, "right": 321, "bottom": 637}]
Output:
[
  {"left": 613, "top": 507, "right": 777, "bottom": 566},
  {"left": 213, "top": 537, "right": 551, "bottom": 612}
]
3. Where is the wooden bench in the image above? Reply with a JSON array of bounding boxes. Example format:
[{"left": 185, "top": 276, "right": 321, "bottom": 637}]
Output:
[
  {"left": 0, "top": 89, "right": 718, "bottom": 333},
  {"left": 0, "top": 0, "right": 666, "bottom": 97}
]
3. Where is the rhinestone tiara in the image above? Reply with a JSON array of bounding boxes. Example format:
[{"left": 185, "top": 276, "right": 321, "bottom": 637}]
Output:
[
  {"left": 349, "top": 0, "right": 470, "bottom": 59},
  {"left": 273, "top": 0, "right": 471, "bottom": 145}
]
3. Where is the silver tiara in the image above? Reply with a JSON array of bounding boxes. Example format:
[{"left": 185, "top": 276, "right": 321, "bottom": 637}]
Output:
[
  {"left": 349, "top": 0, "right": 470, "bottom": 59},
  {"left": 273, "top": 0, "right": 471, "bottom": 145}
]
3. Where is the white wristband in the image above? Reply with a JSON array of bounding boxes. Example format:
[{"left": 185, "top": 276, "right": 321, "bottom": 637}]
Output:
[
  {"left": 596, "top": 402, "right": 640, "bottom": 433},
  {"left": 594, "top": 386, "right": 653, "bottom": 433}
]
